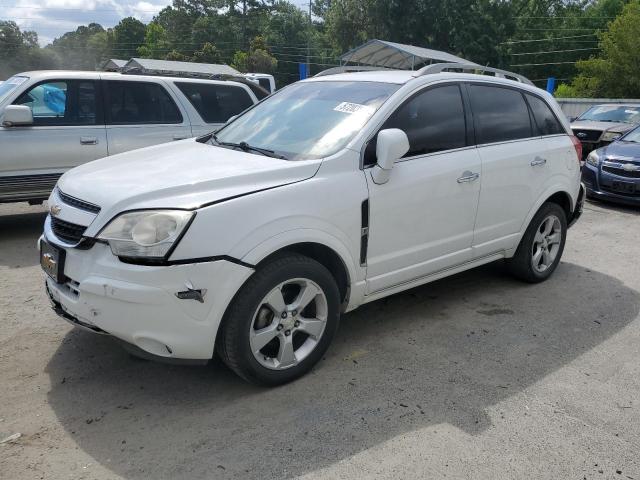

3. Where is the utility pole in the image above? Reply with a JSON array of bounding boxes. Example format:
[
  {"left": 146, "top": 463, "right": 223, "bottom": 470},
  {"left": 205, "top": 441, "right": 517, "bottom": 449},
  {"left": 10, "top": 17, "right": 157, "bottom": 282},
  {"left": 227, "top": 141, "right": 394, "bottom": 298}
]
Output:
[{"left": 307, "top": 0, "right": 312, "bottom": 76}]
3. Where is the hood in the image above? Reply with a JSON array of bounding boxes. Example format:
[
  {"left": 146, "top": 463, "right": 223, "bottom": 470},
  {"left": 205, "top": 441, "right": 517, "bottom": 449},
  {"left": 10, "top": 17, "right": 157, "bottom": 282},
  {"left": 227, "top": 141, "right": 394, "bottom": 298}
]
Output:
[
  {"left": 598, "top": 139, "right": 640, "bottom": 162},
  {"left": 57, "top": 138, "right": 321, "bottom": 218},
  {"left": 570, "top": 120, "right": 636, "bottom": 134}
]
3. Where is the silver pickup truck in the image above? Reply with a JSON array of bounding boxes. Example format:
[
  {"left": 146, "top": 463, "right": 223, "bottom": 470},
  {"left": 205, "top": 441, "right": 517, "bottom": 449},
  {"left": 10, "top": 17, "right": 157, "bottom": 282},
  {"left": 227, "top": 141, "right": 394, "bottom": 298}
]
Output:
[{"left": 0, "top": 71, "right": 263, "bottom": 204}]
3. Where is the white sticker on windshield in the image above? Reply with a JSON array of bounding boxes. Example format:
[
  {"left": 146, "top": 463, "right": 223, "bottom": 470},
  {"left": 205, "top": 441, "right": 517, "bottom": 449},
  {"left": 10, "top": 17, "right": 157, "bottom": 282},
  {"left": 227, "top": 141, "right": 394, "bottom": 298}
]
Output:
[{"left": 334, "top": 102, "right": 374, "bottom": 115}]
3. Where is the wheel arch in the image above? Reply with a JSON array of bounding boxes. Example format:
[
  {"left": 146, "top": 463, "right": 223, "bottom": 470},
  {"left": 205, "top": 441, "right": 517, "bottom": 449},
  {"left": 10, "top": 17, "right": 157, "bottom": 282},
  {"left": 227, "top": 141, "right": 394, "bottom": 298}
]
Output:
[{"left": 254, "top": 242, "right": 352, "bottom": 309}]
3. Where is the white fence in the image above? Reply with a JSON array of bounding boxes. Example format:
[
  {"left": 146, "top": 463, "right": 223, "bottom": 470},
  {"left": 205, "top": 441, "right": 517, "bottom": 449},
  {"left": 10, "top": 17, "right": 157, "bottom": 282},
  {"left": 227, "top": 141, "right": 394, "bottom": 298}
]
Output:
[{"left": 556, "top": 98, "right": 640, "bottom": 119}]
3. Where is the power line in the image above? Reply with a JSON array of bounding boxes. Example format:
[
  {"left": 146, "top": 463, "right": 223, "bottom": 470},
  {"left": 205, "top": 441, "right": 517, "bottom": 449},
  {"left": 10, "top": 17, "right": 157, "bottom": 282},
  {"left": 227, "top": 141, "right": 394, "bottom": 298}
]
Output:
[
  {"left": 510, "top": 61, "right": 578, "bottom": 67},
  {"left": 501, "top": 34, "right": 597, "bottom": 44},
  {"left": 510, "top": 47, "right": 598, "bottom": 56}
]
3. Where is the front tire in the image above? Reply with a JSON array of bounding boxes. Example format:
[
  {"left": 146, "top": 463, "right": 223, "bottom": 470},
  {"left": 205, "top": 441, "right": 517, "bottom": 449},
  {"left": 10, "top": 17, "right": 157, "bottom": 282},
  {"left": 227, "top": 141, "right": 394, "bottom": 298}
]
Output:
[
  {"left": 217, "top": 253, "right": 341, "bottom": 386},
  {"left": 507, "top": 202, "right": 567, "bottom": 283}
]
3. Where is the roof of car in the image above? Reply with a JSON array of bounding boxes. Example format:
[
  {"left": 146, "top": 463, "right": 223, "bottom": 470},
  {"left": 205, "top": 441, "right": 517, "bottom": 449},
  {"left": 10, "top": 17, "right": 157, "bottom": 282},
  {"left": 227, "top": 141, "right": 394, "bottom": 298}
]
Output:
[
  {"left": 305, "top": 69, "right": 544, "bottom": 92},
  {"left": 12, "top": 70, "right": 251, "bottom": 86}
]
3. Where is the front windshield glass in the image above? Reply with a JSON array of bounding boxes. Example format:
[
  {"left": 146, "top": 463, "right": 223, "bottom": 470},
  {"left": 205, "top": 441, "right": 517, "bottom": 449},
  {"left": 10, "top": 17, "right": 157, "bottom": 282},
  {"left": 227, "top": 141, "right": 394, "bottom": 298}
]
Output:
[
  {"left": 0, "top": 76, "right": 28, "bottom": 104},
  {"left": 213, "top": 81, "right": 400, "bottom": 160},
  {"left": 621, "top": 126, "right": 640, "bottom": 143},
  {"left": 578, "top": 105, "right": 640, "bottom": 124}
]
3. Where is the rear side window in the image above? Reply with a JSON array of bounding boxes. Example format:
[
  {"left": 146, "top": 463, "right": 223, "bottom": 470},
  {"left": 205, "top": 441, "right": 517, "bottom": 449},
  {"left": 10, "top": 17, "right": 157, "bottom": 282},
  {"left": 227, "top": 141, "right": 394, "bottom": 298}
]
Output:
[
  {"left": 104, "top": 81, "right": 182, "bottom": 125},
  {"left": 258, "top": 78, "right": 271, "bottom": 91},
  {"left": 469, "top": 85, "right": 532, "bottom": 144},
  {"left": 382, "top": 84, "right": 467, "bottom": 157},
  {"left": 525, "top": 94, "right": 565, "bottom": 136},
  {"left": 176, "top": 82, "right": 254, "bottom": 124},
  {"left": 14, "top": 80, "right": 100, "bottom": 126}
]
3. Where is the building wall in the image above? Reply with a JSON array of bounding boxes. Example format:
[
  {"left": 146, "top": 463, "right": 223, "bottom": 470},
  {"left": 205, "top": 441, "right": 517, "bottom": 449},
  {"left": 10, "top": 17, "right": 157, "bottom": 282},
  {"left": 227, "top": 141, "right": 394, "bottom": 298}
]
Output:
[{"left": 556, "top": 98, "right": 640, "bottom": 119}]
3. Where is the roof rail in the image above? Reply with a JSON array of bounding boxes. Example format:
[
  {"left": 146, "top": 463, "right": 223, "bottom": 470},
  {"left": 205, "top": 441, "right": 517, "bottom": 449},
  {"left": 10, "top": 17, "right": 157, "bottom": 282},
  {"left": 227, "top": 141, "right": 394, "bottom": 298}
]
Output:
[
  {"left": 314, "top": 65, "right": 393, "bottom": 77},
  {"left": 413, "top": 63, "right": 534, "bottom": 86}
]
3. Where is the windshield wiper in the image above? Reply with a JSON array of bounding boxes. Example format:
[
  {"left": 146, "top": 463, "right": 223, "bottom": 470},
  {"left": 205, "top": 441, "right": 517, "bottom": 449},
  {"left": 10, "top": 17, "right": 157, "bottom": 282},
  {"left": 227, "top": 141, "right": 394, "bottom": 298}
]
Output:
[{"left": 212, "top": 135, "right": 287, "bottom": 159}]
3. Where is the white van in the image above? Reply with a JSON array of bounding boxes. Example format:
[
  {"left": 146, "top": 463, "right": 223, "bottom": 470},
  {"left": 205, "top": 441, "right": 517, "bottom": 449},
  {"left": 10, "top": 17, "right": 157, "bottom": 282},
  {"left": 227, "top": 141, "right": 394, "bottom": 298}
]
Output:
[{"left": 41, "top": 64, "right": 584, "bottom": 385}]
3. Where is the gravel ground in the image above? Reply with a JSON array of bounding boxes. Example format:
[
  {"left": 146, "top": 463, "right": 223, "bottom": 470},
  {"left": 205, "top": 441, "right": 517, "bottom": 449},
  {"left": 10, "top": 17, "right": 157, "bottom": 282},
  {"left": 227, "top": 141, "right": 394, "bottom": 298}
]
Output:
[{"left": 1, "top": 199, "right": 639, "bottom": 480}]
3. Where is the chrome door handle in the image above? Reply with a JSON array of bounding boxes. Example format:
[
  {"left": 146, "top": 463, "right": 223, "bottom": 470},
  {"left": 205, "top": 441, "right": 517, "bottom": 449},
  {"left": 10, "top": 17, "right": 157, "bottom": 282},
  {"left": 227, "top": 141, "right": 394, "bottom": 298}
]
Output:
[
  {"left": 80, "top": 136, "right": 98, "bottom": 145},
  {"left": 457, "top": 171, "right": 480, "bottom": 183},
  {"left": 531, "top": 156, "right": 547, "bottom": 167},
  {"left": 173, "top": 135, "right": 189, "bottom": 141}
]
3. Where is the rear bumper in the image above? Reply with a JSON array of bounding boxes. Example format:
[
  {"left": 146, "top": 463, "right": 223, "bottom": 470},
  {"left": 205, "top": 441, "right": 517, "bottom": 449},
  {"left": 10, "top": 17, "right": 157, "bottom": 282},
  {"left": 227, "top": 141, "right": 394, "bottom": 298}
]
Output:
[
  {"left": 568, "top": 183, "right": 586, "bottom": 228},
  {"left": 42, "top": 237, "right": 254, "bottom": 360}
]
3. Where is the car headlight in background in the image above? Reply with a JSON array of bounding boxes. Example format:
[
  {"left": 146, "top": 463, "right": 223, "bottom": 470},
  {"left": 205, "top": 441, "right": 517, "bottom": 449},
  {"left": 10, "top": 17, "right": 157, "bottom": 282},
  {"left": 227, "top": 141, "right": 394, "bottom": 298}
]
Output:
[
  {"left": 98, "top": 210, "right": 194, "bottom": 259},
  {"left": 601, "top": 131, "right": 622, "bottom": 142},
  {"left": 586, "top": 151, "right": 600, "bottom": 167}
]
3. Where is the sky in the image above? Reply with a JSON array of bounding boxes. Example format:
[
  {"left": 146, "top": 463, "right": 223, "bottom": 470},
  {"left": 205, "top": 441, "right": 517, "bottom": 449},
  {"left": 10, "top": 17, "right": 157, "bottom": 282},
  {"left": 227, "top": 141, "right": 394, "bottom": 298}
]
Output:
[{"left": 2, "top": 0, "right": 311, "bottom": 46}]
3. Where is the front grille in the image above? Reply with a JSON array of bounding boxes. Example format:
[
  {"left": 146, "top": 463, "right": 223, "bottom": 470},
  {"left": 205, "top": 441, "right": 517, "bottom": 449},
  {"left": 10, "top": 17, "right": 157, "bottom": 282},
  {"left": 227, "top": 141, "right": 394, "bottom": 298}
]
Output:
[
  {"left": 58, "top": 189, "right": 101, "bottom": 214},
  {"left": 572, "top": 129, "right": 602, "bottom": 142},
  {"left": 602, "top": 165, "right": 640, "bottom": 179},
  {"left": 51, "top": 217, "right": 87, "bottom": 244}
]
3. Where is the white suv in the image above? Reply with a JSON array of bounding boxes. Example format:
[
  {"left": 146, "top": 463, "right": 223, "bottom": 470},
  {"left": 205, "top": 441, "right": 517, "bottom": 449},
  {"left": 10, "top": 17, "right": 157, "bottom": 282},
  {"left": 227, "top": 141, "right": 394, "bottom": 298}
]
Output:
[
  {"left": 40, "top": 65, "right": 585, "bottom": 385},
  {"left": 0, "top": 71, "right": 263, "bottom": 204}
]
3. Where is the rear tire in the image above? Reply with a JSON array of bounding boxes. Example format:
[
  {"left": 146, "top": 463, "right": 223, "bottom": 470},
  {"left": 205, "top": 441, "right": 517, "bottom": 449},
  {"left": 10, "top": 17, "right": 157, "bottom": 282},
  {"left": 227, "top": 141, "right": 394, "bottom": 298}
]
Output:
[
  {"left": 507, "top": 202, "right": 567, "bottom": 283},
  {"left": 217, "top": 253, "right": 340, "bottom": 386}
]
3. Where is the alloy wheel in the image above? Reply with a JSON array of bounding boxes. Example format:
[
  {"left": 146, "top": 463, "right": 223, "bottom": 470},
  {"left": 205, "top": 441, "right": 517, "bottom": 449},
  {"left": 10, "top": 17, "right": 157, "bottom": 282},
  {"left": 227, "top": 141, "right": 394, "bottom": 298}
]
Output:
[
  {"left": 531, "top": 214, "right": 562, "bottom": 273},
  {"left": 249, "top": 278, "right": 328, "bottom": 370}
]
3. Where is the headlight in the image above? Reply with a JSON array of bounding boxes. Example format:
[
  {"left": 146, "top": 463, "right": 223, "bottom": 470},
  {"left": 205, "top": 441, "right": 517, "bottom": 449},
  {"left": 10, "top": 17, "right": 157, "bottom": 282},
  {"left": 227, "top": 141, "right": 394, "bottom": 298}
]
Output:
[
  {"left": 98, "top": 210, "right": 194, "bottom": 259},
  {"left": 601, "top": 131, "right": 622, "bottom": 142},
  {"left": 586, "top": 151, "right": 600, "bottom": 167}
]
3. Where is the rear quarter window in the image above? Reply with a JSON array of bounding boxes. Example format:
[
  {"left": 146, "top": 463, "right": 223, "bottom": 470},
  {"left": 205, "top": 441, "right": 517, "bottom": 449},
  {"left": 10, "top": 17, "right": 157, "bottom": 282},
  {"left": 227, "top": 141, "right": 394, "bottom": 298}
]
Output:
[
  {"left": 525, "top": 93, "right": 565, "bottom": 136},
  {"left": 176, "top": 82, "right": 254, "bottom": 124}
]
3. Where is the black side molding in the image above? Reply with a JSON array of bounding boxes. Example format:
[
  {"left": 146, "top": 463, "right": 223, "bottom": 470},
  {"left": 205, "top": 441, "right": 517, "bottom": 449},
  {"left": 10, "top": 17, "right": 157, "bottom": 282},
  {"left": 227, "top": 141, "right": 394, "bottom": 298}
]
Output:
[{"left": 360, "top": 199, "right": 369, "bottom": 266}]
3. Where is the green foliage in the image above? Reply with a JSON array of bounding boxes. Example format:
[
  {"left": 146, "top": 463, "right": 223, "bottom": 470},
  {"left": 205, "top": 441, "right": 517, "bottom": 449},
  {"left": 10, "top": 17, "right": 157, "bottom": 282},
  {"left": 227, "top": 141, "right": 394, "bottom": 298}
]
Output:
[
  {"left": 570, "top": 0, "right": 640, "bottom": 97},
  {"left": 137, "top": 22, "right": 170, "bottom": 58},
  {"left": 113, "top": 17, "right": 146, "bottom": 59},
  {"left": 232, "top": 36, "right": 277, "bottom": 72},
  {"left": 191, "top": 42, "right": 223, "bottom": 63}
]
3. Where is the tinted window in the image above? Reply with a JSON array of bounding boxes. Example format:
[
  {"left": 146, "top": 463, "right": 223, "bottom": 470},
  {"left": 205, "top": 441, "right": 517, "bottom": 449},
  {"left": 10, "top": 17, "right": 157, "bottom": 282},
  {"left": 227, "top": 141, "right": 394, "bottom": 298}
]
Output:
[
  {"left": 364, "top": 85, "right": 466, "bottom": 165},
  {"left": 105, "top": 81, "right": 182, "bottom": 125},
  {"left": 469, "top": 85, "right": 532, "bottom": 144},
  {"left": 526, "top": 94, "right": 564, "bottom": 136},
  {"left": 258, "top": 78, "right": 271, "bottom": 91},
  {"left": 14, "top": 80, "right": 99, "bottom": 126},
  {"left": 176, "top": 82, "right": 254, "bottom": 124}
]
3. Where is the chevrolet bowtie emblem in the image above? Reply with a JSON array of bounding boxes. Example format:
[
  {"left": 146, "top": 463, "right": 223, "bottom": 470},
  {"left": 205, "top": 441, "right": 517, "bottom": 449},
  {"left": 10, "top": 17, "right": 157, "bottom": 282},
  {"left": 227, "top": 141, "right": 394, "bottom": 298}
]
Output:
[
  {"left": 50, "top": 204, "right": 62, "bottom": 216},
  {"left": 622, "top": 163, "right": 639, "bottom": 172}
]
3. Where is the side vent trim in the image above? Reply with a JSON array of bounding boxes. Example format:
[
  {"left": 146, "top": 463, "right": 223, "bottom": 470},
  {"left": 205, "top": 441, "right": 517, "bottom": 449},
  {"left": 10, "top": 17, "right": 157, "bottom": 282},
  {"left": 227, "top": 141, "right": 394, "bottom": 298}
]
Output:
[{"left": 360, "top": 199, "right": 369, "bottom": 266}]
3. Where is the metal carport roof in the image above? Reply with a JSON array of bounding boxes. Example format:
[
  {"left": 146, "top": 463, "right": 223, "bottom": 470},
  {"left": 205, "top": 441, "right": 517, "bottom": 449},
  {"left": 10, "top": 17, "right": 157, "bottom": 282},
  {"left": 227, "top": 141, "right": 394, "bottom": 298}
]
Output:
[
  {"left": 340, "top": 39, "right": 477, "bottom": 70},
  {"left": 123, "top": 58, "right": 240, "bottom": 76}
]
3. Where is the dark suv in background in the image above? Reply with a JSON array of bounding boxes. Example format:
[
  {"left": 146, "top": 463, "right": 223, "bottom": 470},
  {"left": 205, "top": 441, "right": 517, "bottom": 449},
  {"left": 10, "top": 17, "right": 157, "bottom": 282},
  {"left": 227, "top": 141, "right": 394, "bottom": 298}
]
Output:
[{"left": 571, "top": 104, "right": 640, "bottom": 158}]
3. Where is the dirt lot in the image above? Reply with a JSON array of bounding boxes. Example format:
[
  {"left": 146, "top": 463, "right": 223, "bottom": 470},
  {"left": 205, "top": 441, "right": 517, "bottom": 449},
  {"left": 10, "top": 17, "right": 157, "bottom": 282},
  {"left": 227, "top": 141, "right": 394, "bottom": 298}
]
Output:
[{"left": 1, "top": 200, "right": 639, "bottom": 480}]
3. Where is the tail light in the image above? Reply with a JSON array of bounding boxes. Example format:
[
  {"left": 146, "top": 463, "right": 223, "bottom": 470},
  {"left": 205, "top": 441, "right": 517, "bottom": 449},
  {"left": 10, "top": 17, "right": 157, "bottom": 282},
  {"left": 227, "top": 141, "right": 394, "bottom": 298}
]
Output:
[{"left": 570, "top": 135, "right": 582, "bottom": 163}]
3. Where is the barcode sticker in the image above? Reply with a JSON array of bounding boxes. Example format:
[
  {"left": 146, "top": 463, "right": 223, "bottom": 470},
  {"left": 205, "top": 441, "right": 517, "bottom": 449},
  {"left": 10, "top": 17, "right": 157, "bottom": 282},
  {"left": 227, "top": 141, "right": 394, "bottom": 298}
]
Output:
[{"left": 334, "top": 102, "right": 374, "bottom": 115}]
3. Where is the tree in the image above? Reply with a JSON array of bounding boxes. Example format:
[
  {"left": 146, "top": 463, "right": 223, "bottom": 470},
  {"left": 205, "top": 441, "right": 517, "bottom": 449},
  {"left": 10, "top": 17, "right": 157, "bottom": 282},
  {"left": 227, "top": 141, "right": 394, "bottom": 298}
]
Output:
[
  {"left": 0, "top": 21, "right": 59, "bottom": 78},
  {"left": 113, "top": 17, "right": 146, "bottom": 59},
  {"left": 231, "top": 35, "right": 276, "bottom": 72},
  {"left": 137, "top": 22, "right": 170, "bottom": 58},
  {"left": 191, "top": 42, "right": 223, "bottom": 62},
  {"left": 560, "top": 0, "right": 640, "bottom": 97},
  {"left": 49, "top": 23, "right": 108, "bottom": 69}
]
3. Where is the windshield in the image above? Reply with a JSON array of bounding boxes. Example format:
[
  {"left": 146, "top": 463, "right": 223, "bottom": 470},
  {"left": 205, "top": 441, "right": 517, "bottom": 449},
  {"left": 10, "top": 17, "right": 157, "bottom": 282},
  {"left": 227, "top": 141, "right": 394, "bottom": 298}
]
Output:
[
  {"left": 0, "top": 76, "right": 28, "bottom": 104},
  {"left": 213, "top": 81, "right": 400, "bottom": 160},
  {"left": 578, "top": 105, "right": 640, "bottom": 124},
  {"left": 621, "top": 126, "right": 640, "bottom": 143}
]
